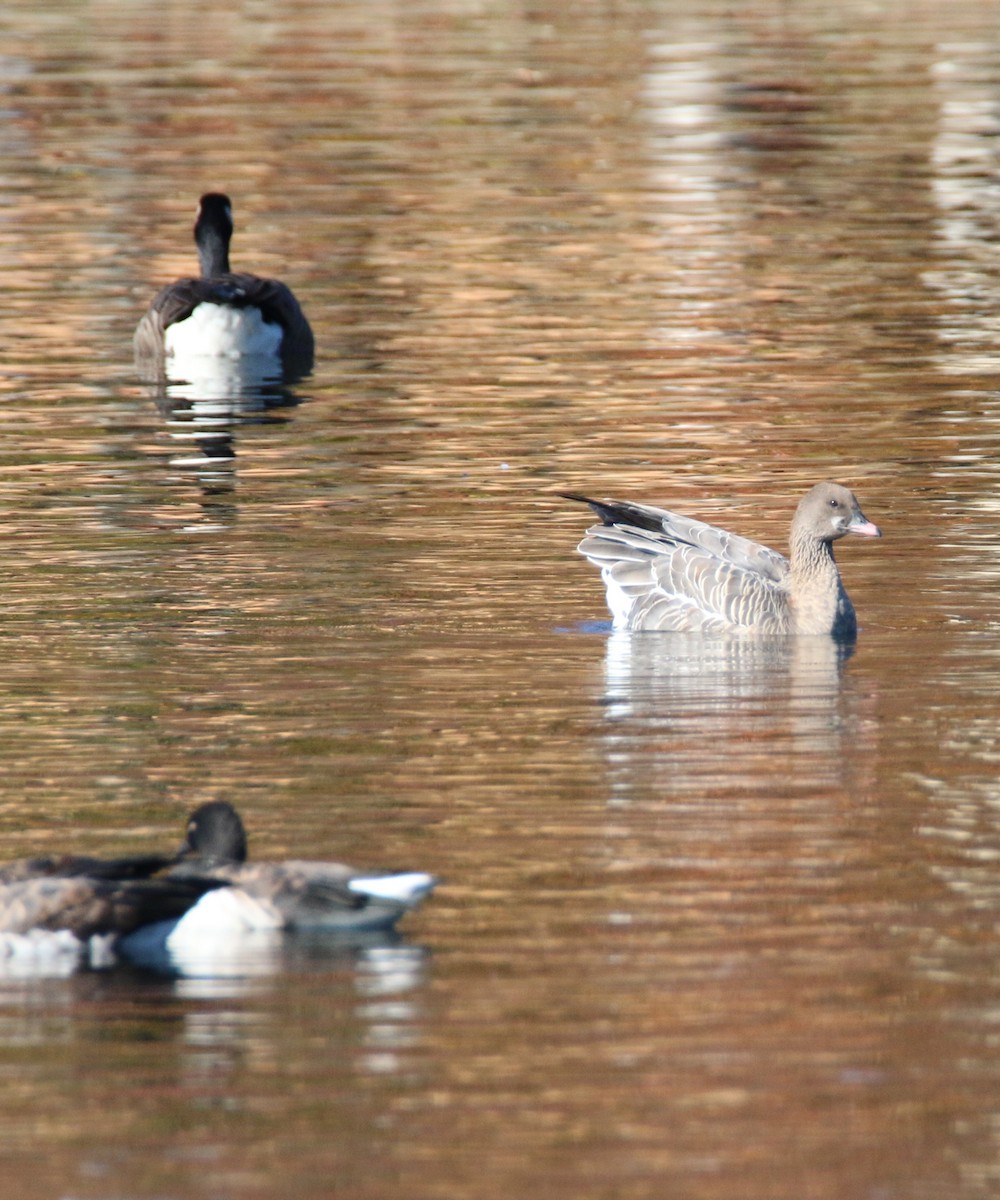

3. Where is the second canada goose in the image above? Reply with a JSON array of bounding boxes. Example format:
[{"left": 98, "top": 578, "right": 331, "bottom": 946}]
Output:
[
  {"left": 164, "top": 801, "right": 437, "bottom": 936},
  {"left": 0, "top": 827, "right": 219, "bottom": 966},
  {"left": 134, "top": 193, "right": 314, "bottom": 378},
  {"left": 0, "top": 874, "right": 224, "bottom": 970},
  {"left": 565, "top": 482, "right": 881, "bottom": 640}
]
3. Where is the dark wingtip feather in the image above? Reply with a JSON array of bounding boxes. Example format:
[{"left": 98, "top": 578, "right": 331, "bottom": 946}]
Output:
[
  {"left": 560, "top": 492, "right": 666, "bottom": 534},
  {"left": 560, "top": 492, "right": 614, "bottom": 521}
]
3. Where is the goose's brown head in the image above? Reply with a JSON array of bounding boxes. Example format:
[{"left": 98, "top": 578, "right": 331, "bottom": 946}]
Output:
[{"left": 794, "top": 482, "right": 881, "bottom": 544}]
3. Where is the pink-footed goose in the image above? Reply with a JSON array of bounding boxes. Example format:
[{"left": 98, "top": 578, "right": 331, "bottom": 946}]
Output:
[
  {"left": 134, "top": 193, "right": 314, "bottom": 378},
  {"left": 564, "top": 482, "right": 881, "bottom": 640}
]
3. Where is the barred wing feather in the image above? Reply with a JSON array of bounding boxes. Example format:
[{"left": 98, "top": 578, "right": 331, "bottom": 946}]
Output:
[{"left": 576, "top": 508, "right": 791, "bottom": 633}]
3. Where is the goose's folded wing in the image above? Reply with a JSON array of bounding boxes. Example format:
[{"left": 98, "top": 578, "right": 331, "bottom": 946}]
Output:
[
  {"left": 173, "top": 861, "right": 363, "bottom": 915},
  {"left": 270, "top": 864, "right": 435, "bottom": 916},
  {"left": 573, "top": 496, "right": 789, "bottom": 581},
  {"left": 272, "top": 863, "right": 368, "bottom": 916},
  {"left": 647, "top": 544, "right": 788, "bottom": 631},
  {"left": 0, "top": 876, "right": 223, "bottom": 938},
  {"left": 141, "top": 273, "right": 310, "bottom": 333},
  {"left": 579, "top": 524, "right": 790, "bottom": 632},
  {"left": 652, "top": 512, "right": 788, "bottom": 583},
  {"left": 0, "top": 853, "right": 176, "bottom": 885}
]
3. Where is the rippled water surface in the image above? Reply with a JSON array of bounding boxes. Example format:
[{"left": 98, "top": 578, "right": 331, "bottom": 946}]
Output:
[{"left": 1, "top": 0, "right": 1000, "bottom": 1197}]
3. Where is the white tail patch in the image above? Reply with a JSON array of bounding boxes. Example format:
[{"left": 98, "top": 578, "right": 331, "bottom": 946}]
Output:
[
  {"left": 348, "top": 873, "right": 436, "bottom": 906},
  {"left": 165, "top": 303, "right": 283, "bottom": 360}
]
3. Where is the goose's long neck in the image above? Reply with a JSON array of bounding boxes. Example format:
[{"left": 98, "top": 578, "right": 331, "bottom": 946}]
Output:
[
  {"left": 788, "top": 533, "right": 852, "bottom": 637},
  {"left": 196, "top": 224, "right": 231, "bottom": 277},
  {"left": 790, "top": 530, "right": 837, "bottom": 580}
]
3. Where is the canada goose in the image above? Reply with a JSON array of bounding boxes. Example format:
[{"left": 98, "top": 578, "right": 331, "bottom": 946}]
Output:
[
  {"left": 134, "top": 193, "right": 314, "bottom": 378},
  {"left": 164, "top": 801, "right": 437, "bottom": 937},
  {"left": 565, "top": 482, "right": 881, "bottom": 640},
  {"left": 0, "top": 872, "right": 223, "bottom": 969},
  {"left": 0, "top": 803, "right": 435, "bottom": 972}
]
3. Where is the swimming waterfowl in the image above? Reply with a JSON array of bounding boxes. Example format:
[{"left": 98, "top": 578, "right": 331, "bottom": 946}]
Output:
[
  {"left": 164, "top": 801, "right": 437, "bottom": 937},
  {"left": 0, "top": 836, "right": 197, "bottom": 960},
  {"left": 0, "top": 872, "right": 223, "bottom": 968},
  {"left": 565, "top": 482, "right": 881, "bottom": 640},
  {"left": 134, "top": 193, "right": 314, "bottom": 378},
  {"left": 0, "top": 803, "right": 435, "bottom": 971}
]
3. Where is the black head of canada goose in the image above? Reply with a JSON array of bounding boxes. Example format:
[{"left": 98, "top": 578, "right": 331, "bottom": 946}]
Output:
[
  {"left": 134, "top": 193, "right": 314, "bottom": 379},
  {"left": 565, "top": 481, "right": 881, "bottom": 641}
]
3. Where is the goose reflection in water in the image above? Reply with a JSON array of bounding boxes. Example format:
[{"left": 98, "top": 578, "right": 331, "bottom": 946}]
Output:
[
  {"left": 0, "top": 941, "right": 432, "bottom": 1104},
  {"left": 174, "top": 944, "right": 431, "bottom": 1099},
  {"left": 168, "top": 933, "right": 430, "bottom": 1006},
  {"left": 598, "top": 630, "right": 867, "bottom": 800},
  {"left": 136, "top": 351, "right": 310, "bottom": 521},
  {"left": 143, "top": 347, "right": 306, "bottom": 449},
  {"left": 592, "top": 632, "right": 879, "bottom": 934}
]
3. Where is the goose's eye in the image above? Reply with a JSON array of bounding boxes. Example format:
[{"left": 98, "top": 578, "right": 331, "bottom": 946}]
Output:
[{"left": 828, "top": 498, "right": 840, "bottom": 509}]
